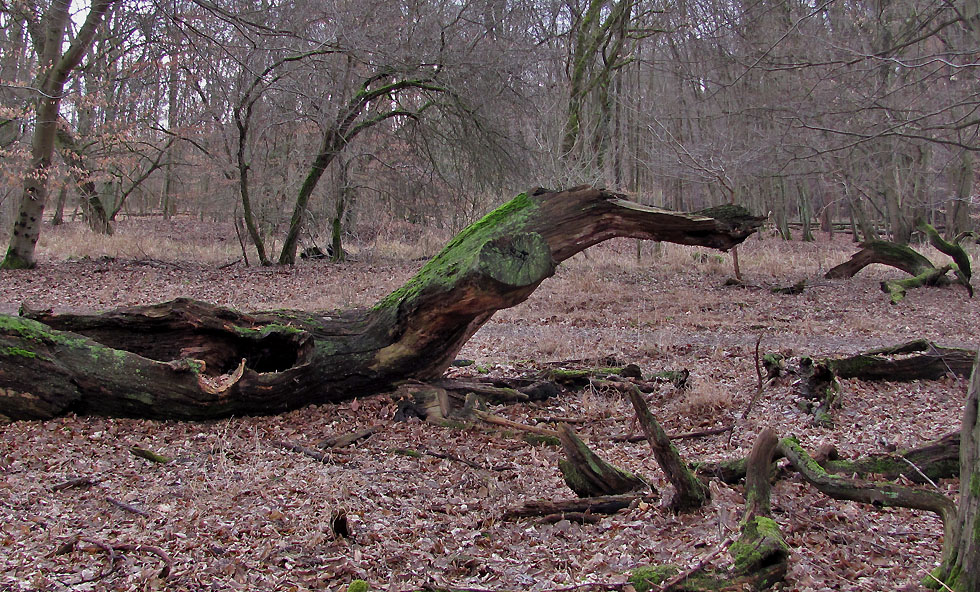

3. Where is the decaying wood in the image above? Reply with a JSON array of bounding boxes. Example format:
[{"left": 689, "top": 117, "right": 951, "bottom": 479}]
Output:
[
  {"left": 0, "top": 186, "right": 762, "bottom": 421},
  {"left": 932, "top": 349, "right": 980, "bottom": 590},
  {"left": 819, "top": 431, "right": 959, "bottom": 484},
  {"left": 472, "top": 409, "right": 560, "bottom": 438},
  {"left": 698, "top": 430, "right": 960, "bottom": 485},
  {"left": 729, "top": 428, "right": 788, "bottom": 586},
  {"left": 319, "top": 427, "right": 379, "bottom": 448},
  {"left": 105, "top": 497, "right": 150, "bottom": 518},
  {"left": 50, "top": 476, "right": 98, "bottom": 492},
  {"left": 502, "top": 494, "right": 657, "bottom": 520},
  {"left": 129, "top": 446, "right": 171, "bottom": 464},
  {"left": 557, "top": 423, "right": 649, "bottom": 497},
  {"left": 825, "top": 226, "right": 973, "bottom": 304},
  {"left": 826, "top": 340, "right": 977, "bottom": 381},
  {"left": 623, "top": 383, "right": 709, "bottom": 511},
  {"left": 777, "top": 437, "right": 956, "bottom": 542},
  {"left": 825, "top": 240, "right": 938, "bottom": 279},
  {"left": 274, "top": 439, "right": 346, "bottom": 463}
]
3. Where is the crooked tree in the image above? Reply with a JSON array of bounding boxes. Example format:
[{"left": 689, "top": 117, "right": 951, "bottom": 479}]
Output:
[{"left": 0, "top": 186, "right": 762, "bottom": 421}]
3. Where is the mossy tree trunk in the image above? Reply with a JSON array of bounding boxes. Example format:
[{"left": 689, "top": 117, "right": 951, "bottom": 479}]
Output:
[
  {"left": 0, "top": 186, "right": 763, "bottom": 421},
  {"left": 825, "top": 226, "right": 974, "bottom": 304},
  {"left": 729, "top": 428, "right": 788, "bottom": 587},
  {"left": 931, "top": 351, "right": 980, "bottom": 592}
]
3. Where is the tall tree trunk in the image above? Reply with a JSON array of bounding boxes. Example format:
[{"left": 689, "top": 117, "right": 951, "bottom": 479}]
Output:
[
  {"left": 947, "top": 151, "right": 974, "bottom": 238},
  {"left": 0, "top": 186, "right": 762, "bottom": 420},
  {"left": 1, "top": 0, "right": 116, "bottom": 269},
  {"left": 930, "top": 351, "right": 980, "bottom": 591}
]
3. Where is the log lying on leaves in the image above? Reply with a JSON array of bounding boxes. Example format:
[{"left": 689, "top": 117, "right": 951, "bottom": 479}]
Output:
[
  {"left": 820, "top": 431, "right": 959, "bottom": 484},
  {"left": 825, "top": 224, "right": 974, "bottom": 304},
  {"left": 0, "top": 186, "right": 762, "bottom": 421},
  {"left": 826, "top": 340, "right": 977, "bottom": 380},
  {"left": 502, "top": 493, "right": 657, "bottom": 521},
  {"left": 777, "top": 437, "right": 957, "bottom": 542},
  {"left": 697, "top": 431, "right": 960, "bottom": 485}
]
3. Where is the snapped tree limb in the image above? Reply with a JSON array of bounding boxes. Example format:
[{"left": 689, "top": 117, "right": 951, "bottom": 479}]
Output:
[{"left": 0, "top": 186, "right": 762, "bottom": 421}]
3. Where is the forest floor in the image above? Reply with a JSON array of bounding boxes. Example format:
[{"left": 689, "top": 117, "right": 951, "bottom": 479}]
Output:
[{"left": 1, "top": 216, "right": 978, "bottom": 592}]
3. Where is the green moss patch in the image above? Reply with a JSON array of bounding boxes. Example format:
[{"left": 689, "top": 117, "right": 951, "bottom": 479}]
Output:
[{"left": 373, "top": 192, "right": 539, "bottom": 311}]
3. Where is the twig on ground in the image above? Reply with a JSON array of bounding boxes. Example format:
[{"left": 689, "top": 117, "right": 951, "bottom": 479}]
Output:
[
  {"left": 50, "top": 476, "right": 97, "bottom": 492},
  {"left": 54, "top": 536, "right": 118, "bottom": 582},
  {"left": 105, "top": 497, "right": 150, "bottom": 517},
  {"left": 110, "top": 542, "right": 174, "bottom": 578},
  {"left": 421, "top": 448, "right": 488, "bottom": 470},
  {"left": 897, "top": 455, "right": 940, "bottom": 489},
  {"left": 274, "top": 439, "right": 348, "bottom": 463},
  {"left": 54, "top": 536, "right": 173, "bottom": 580},
  {"left": 658, "top": 534, "right": 735, "bottom": 592}
]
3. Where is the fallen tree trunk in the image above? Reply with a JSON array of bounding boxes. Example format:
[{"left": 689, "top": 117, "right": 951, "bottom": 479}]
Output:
[
  {"left": 696, "top": 430, "right": 960, "bottom": 485},
  {"left": 557, "top": 423, "right": 649, "bottom": 497},
  {"left": 827, "top": 340, "right": 977, "bottom": 381},
  {"left": 825, "top": 225, "right": 973, "bottom": 304},
  {"left": 0, "top": 186, "right": 762, "bottom": 421}
]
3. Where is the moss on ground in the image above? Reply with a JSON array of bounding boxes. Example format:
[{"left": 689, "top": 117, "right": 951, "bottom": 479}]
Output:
[{"left": 629, "top": 565, "right": 680, "bottom": 592}]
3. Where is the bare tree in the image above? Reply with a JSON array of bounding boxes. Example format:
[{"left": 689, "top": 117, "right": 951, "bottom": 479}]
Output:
[{"left": 1, "top": 0, "right": 116, "bottom": 269}]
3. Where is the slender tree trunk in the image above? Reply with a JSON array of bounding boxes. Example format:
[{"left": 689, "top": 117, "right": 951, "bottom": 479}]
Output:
[
  {"left": 1, "top": 0, "right": 116, "bottom": 269},
  {"left": 947, "top": 151, "right": 973, "bottom": 238}
]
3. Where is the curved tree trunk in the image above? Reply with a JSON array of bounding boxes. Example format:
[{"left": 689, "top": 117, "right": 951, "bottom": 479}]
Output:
[{"left": 0, "top": 186, "right": 762, "bottom": 421}]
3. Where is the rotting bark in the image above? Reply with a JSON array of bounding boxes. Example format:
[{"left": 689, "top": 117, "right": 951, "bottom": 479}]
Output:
[
  {"left": 729, "top": 428, "right": 788, "bottom": 587},
  {"left": 557, "top": 423, "right": 649, "bottom": 497},
  {"left": 825, "top": 226, "right": 974, "bottom": 304},
  {"left": 623, "top": 382, "right": 710, "bottom": 511},
  {"left": 502, "top": 493, "right": 657, "bottom": 521},
  {"left": 777, "top": 437, "right": 957, "bottom": 545},
  {"left": 825, "top": 240, "right": 937, "bottom": 279},
  {"left": 929, "top": 351, "right": 980, "bottom": 591},
  {"left": 0, "top": 186, "right": 762, "bottom": 421},
  {"left": 696, "top": 431, "right": 960, "bottom": 486},
  {"left": 827, "top": 340, "right": 977, "bottom": 381}
]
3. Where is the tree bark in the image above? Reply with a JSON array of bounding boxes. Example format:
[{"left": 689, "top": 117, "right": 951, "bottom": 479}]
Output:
[
  {"left": 825, "top": 240, "right": 937, "bottom": 279},
  {"left": 930, "top": 351, "right": 980, "bottom": 591},
  {"left": 557, "top": 423, "right": 649, "bottom": 497},
  {"left": 0, "top": 186, "right": 762, "bottom": 420},
  {"left": 827, "top": 340, "right": 977, "bottom": 381},
  {"left": 729, "top": 428, "right": 788, "bottom": 586},
  {"left": 1, "top": 0, "right": 116, "bottom": 269},
  {"left": 623, "top": 382, "right": 710, "bottom": 511}
]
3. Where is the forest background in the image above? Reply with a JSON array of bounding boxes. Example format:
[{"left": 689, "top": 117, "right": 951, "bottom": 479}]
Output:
[{"left": 1, "top": 0, "right": 977, "bottom": 259}]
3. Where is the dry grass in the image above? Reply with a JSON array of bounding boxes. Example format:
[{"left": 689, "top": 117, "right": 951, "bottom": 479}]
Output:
[{"left": 36, "top": 218, "right": 243, "bottom": 265}]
